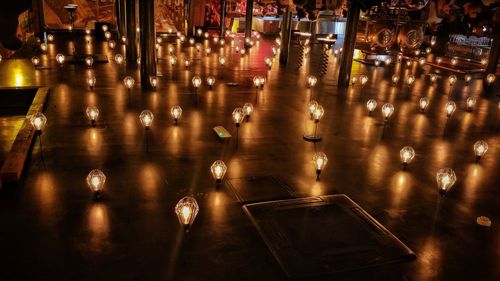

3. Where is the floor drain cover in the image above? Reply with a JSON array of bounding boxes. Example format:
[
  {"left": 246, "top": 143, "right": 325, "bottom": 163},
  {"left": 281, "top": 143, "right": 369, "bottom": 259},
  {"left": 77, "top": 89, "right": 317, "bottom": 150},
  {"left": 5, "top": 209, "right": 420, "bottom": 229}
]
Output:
[
  {"left": 243, "top": 195, "right": 415, "bottom": 279},
  {"left": 226, "top": 176, "right": 296, "bottom": 204}
]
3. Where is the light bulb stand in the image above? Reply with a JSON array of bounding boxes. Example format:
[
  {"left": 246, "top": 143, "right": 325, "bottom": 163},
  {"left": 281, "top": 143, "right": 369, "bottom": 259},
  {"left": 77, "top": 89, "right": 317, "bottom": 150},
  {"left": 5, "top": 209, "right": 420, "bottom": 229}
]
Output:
[
  {"left": 93, "top": 190, "right": 103, "bottom": 201},
  {"left": 443, "top": 117, "right": 450, "bottom": 136},
  {"left": 447, "top": 84, "right": 454, "bottom": 100},
  {"left": 381, "top": 120, "right": 388, "bottom": 139},
  {"left": 475, "top": 155, "right": 481, "bottom": 163},
  {"left": 174, "top": 118, "right": 178, "bottom": 125},
  {"left": 220, "top": 66, "right": 224, "bottom": 79},
  {"left": 246, "top": 115, "right": 250, "bottom": 122},
  {"left": 235, "top": 124, "right": 240, "bottom": 147},
  {"left": 36, "top": 132, "right": 45, "bottom": 163},
  {"left": 303, "top": 122, "right": 321, "bottom": 142},
  {"left": 316, "top": 169, "right": 321, "bottom": 181},
  {"left": 402, "top": 162, "right": 408, "bottom": 170},
  {"left": 215, "top": 178, "right": 222, "bottom": 188},
  {"left": 368, "top": 110, "right": 373, "bottom": 116},
  {"left": 144, "top": 128, "right": 150, "bottom": 152},
  {"left": 91, "top": 120, "right": 96, "bottom": 127},
  {"left": 309, "top": 88, "right": 314, "bottom": 101}
]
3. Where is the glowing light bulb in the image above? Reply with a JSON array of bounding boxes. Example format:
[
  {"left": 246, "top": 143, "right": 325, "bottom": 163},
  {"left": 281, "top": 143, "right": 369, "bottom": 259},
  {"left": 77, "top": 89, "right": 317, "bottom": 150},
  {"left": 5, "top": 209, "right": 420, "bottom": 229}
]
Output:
[
  {"left": 243, "top": 103, "right": 253, "bottom": 120},
  {"left": 86, "top": 106, "right": 99, "bottom": 126},
  {"left": 56, "top": 53, "right": 65, "bottom": 66},
  {"left": 104, "top": 31, "right": 111, "bottom": 40},
  {"left": 168, "top": 46, "right": 174, "bottom": 54},
  {"left": 312, "top": 105, "right": 324, "bottom": 123},
  {"left": 253, "top": 76, "right": 262, "bottom": 88},
  {"left": 149, "top": 76, "right": 158, "bottom": 88},
  {"left": 169, "top": 105, "right": 182, "bottom": 125},
  {"left": 419, "top": 97, "right": 429, "bottom": 113},
  {"left": 192, "top": 76, "right": 202, "bottom": 90},
  {"left": 486, "top": 74, "right": 496, "bottom": 85},
  {"left": 259, "top": 77, "right": 266, "bottom": 88},
  {"left": 30, "top": 112, "right": 47, "bottom": 133},
  {"left": 382, "top": 103, "right": 394, "bottom": 121},
  {"left": 436, "top": 57, "right": 442, "bottom": 64},
  {"left": 204, "top": 32, "right": 209, "bottom": 38},
  {"left": 473, "top": 140, "right": 488, "bottom": 161},
  {"left": 210, "top": 160, "right": 227, "bottom": 185},
  {"left": 308, "top": 100, "right": 318, "bottom": 117},
  {"left": 102, "top": 25, "right": 108, "bottom": 32},
  {"left": 374, "top": 60, "right": 381, "bottom": 66},
  {"left": 240, "top": 48, "right": 246, "bottom": 56},
  {"left": 464, "top": 74, "right": 472, "bottom": 84},
  {"left": 400, "top": 146, "right": 415, "bottom": 169},
  {"left": 206, "top": 76, "right": 215, "bottom": 88},
  {"left": 466, "top": 96, "right": 476, "bottom": 112},
  {"left": 219, "top": 56, "right": 226, "bottom": 66},
  {"left": 47, "top": 34, "right": 54, "bottom": 42},
  {"left": 40, "top": 43, "right": 47, "bottom": 52},
  {"left": 414, "top": 49, "right": 421, "bottom": 56},
  {"left": 139, "top": 110, "right": 154, "bottom": 129},
  {"left": 448, "top": 75, "right": 457, "bottom": 86},
  {"left": 206, "top": 47, "right": 211, "bottom": 54},
  {"left": 232, "top": 108, "right": 245, "bottom": 127},
  {"left": 265, "top": 57, "right": 273, "bottom": 69},
  {"left": 426, "top": 47, "right": 432, "bottom": 54},
  {"left": 406, "top": 75, "right": 415, "bottom": 86},
  {"left": 391, "top": 74, "right": 399, "bottom": 84},
  {"left": 436, "top": 168, "right": 456, "bottom": 196},
  {"left": 32, "top": 56, "right": 40, "bottom": 68},
  {"left": 108, "top": 40, "right": 116, "bottom": 49},
  {"left": 123, "top": 76, "right": 135, "bottom": 90},
  {"left": 406, "top": 60, "right": 412, "bottom": 67},
  {"left": 312, "top": 152, "right": 328, "bottom": 180},
  {"left": 121, "top": 36, "right": 127, "bottom": 43},
  {"left": 175, "top": 197, "right": 199, "bottom": 231},
  {"left": 85, "top": 56, "right": 94, "bottom": 67},
  {"left": 195, "top": 43, "right": 201, "bottom": 52},
  {"left": 220, "top": 39, "right": 225, "bottom": 46},
  {"left": 384, "top": 57, "right": 392, "bottom": 66},
  {"left": 114, "top": 54, "right": 124, "bottom": 64},
  {"left": 213, "top": 37, "right": 219, "bottom": 44},
  {"left": 169, "top": 55, "right": 177, "bottom": 66},
  {"left": 445, "top": 101, "right": 456, "bottom": 118},
  {"left": 360, "top": 75, "right": 368, "bottom": 87},
  {"left": 419, "top": 57, "right": 426, "bottom": 65},
  {"left": 275, "top": 38, "right": 282, "bottom": 46},
  {"left": 430, "top": 74, "right": 438, "bottom": 83},
  {"left": 188, "top": 38, "right": 194, "bottom": 45},
  {"left": 87, "top": 76, "right": 96, "bottom": 90},
  {"left": 351, "top": 76, "right": 357, "bottom": 85},
  {"left": 366, "top": 99, "right": 377, "bottom": 115},
  {"left": 156, "top": 37, "right": 162, "bottom": 44},
  {"left": 86, "top": 169, "right": 106, "bottom": 197},
  {"left": 430, "top": 36, "right": 436, "bottom": 46},
  {"left": 451, "top": 57, "right": 458, "bottom": 65},
  {"left": 184, "top": 59, "right": 190, "bottom": 68},
  {"left": 307, "top": 75, "right": 318, "bottom": 88},
  {"left": 397, "top": 53, "right": 403, "bottom": 61}
]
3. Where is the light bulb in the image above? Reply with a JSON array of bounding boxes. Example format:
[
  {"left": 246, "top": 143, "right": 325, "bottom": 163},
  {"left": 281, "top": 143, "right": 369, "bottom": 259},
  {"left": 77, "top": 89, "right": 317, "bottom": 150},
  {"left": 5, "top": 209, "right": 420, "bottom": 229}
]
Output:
[
  {"left": 436, "top": 168, "right": 456, "bottom": 196},
  {"left": 464, "top": 74, "right": 472, "bottom": 84},
  {"left": 419, "top": 57, "right": 426, "bottom": 65},
  {"left": 85, "top": 28, "right": 91, "bottom": 35},
  {"left": 40, "top": 43, "right": 47, "bottom": 52},
  {"left": 265, "top": 57, "right": 272, "bottom": 68},
  {"left": 206, "top": 76, "right": 215, "bottom": 88},
  {"left": 192, "top": 76, "right": 202, "bottom": 89},
  {"left": 400, "top": 146, "right": 415, "bottom": 169},
  {"left": 47, "top": 34, "right": 54, "bottom": 42},
  {"left": 445, "top": 101, "right": 456, "bottom": 118},
  {"left": 232, "top": 108, "right": 245, "bottom": 127},
  {"left": 86, "top": 106, "right": 99, "bottom": 125},
  {"left": 104, "top": 31, "right": 111, "bottom": 40},
  {"left": 243, "top": 103, "right": 253, "bottom": 119},
  {"left": 374, "top": 60, "right": 381, "bottom": 66},
  {"left": 312, "top": 105, "right": 324, "bottom": 123},
  {"left": 102, "top": 25, "right": 108, "bottom": 32},
  {"left": 168, "top": 46, "right": 174, "bottom": 54},
  {"left": 149, "top": 76, "right": 158, "bottom": 88},
  {"left": 419, "top": 97, "right": 429, "bottom": 112},
  {"left": 220, "top": 39, "right": 225, "bottom": 46},
  {"left": 210, "top": 160, "right": 227, "bottom": 184},
  {"left": 114, "top": 54, "right": 123, "bottom": 64},
  {"left": 430, "top": 36, "right": 436, "bottom": 46},
  {"left": 366, "top": 99, "right": 377, "bottom": 115},
  {"left": 486, "top": 74, "right": 496, "bottom": 85},
  {"left": 253, "top": 76, "right": 262, "bottom": 88},
  {"left": 213, "top": 37, "right": 219, "bottom": 44},
  {"left": 123, "top": 76, "right": 135, "bottom": 90},
  {"left": 175, "top": 196, "right": 199, "bottom": 231},
  {"left": 189, "top": 38, "right": 195, "bottom": 45},
  {"left": 275, "top": 38, "right": 282, "bottom": 46},
  {"left": 436, "top": 57, "right": 442, "bottom": 64},
  {"left": 397, "top": 53, "right": 403, "bottom": 61},
  {"left": 308, "top": 100, "right": 318, "bottom": 117},
  {"left": 204, "top": 32, "right": 209, "bottom": 38},
  {"left": 351, "top": 76, "right": 357, "bottom": 85},
  {"left": 87, "top": 76, "right": 97, "bottom": 90},
  {"left": 169, "top": 55, "right": 177, "bottom": 66},
  {"left": 360, "top": 75, "right": 368, "bottom": 87},
  {"left": 448, "top": 75, "right": 457, "bottom": 86},
  {"left": 195, "top": 43, "right": 201, "bottom": 52},
  {"left": 86, "top": 169, "right": 106, "bottom": 197},
  {"left": 170, "top": 105, "right": 182, "bottom": 124},
  {"left": 32, "top": 56, "right": 40, "bottom": 68},
  {"left": 406, "top": 60, "right": 412, "bottom": 67},
  {"left": 219, "top": 56, "right": 226, "bottom": 66},
  {"left": 85, "top": 56, "right": 94, "bottom": 67},
  {"left": 414, "top": 50, "right": 421, "bottom": 56},
  {"left": 259, "top": 77, "right": 266, "bottom": 88},
  {"left": 451, "top": 57, "right": 458, "bottom": 65},
  {"left": 480, "top": 58, "right": 488, "bottom": 65},
  {"left": 184, "top": 59, "right": 190, "bottom": 68},
  {"left": 407, "top": 75, "right": 415, "bottom": 86},
  {"left": 139, "top": 110, "right": 154, "bottom": 129},
  {"left": 206, "top": 47, "right": 211, "bottom": 54},
  {"left": 426, "top": 47, "right": 432, "bottom": 54},
  {"left": 430, "top": 74, "right": 438, "bottom": 83},
  {"left": 466, "top": 96, "right": 476, "bottom": 112},
  {"left": 312, "top": 152, "right": 328, "bottom": 180},
  {"left": 196, "top": 28, "right": 203, "bottom": 37},
  {"left": 307, "top": 75, "right": 318, "bottom": 88},
  {"left": 382, "top": 103, "right": 394, "bottom": 121},
  {"left": 121, "top": 36, "right": 127, "bottom": 43},
  {"left": 384, "top": 57, "right": 391, "bottom": 66},
  {"left": 391, "top": 74, "right": 399, "bottom": 84},
  {"left": 473, "top": 140, "right": 488, "bottom": 161},
  {"left": 156, "top": 36, "right": 162, "bottom": 44},
  {"left": 56, "top": 53, "right": 65, "bottom": 66},
  {"left": 30, "top": 112, "right": 47, "bottom": 133}
]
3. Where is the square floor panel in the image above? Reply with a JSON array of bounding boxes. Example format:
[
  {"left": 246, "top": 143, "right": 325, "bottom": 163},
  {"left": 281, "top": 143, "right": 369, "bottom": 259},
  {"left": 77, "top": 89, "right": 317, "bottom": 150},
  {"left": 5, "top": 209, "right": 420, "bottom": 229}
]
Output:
[
  {"left": 226, "top": 176, "right": 296, "bottom": 204},
  {"left": 243, "top": 195, "right": 415, "bottom": 279}
]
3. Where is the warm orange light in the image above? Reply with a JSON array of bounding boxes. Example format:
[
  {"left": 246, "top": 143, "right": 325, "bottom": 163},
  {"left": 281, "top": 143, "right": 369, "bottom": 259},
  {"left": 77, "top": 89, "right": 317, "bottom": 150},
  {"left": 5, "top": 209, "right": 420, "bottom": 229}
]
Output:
[
  {"left": 139, "top": 110, "right": 154, "bottom": 129},
  {"left": 210, "top": 160, "right": 227, "bottom": 184},
  {"left": 400, "top": 146, "right": 415, "bottom": 168},
  {"left": 436, "top": 168, "right": 456, "bottom": 196},
  {"left": 86, "top": 169, "right": 106, "bottom": 196},
  {"left": 30, "top": 112, "right": 47, "bottom": 132},
  {"left": 382, "top": 103, "right": 394, "bottom": 121},
  {"left": 175, "top": 197, "right": 199, "bottom": 231},
  {"left": 170, "top": 105, "right": 182, "bottom": 124},
  {"left": 419, "top": 97, "right": 429, "bottom": 113},
  {"left": 366, "top": 99, "right": 377, "bottom": 115},
  {"left": 473, "top": 140, "right": 488, "bottom": 161},
  {"left": 313, "top": 152, "right": 328, "bottom": 180},
  {"left": 445, "top": 101, "right": 456, "bottom": 118},
  {"left": 86, "top": 106, "right": 99, "bottom": 125},
  {"left": 466, "top": 96, "right": 476, "bottom": 112}
]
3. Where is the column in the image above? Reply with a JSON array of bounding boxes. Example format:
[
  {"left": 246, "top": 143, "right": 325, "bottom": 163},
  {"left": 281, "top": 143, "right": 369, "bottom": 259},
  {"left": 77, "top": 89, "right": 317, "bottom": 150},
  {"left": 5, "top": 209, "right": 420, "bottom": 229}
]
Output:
[
  {"left": 220, "top": 0, "right": 226, "bottom": 36},
  {"left": 125, "top": 0, "right": 138, "bottom": 66},
  {"left": 279, "top": 6, "right": 292, "bottom": 66},
  {"left": 338, "top": 1, "right": 360, "bottom": 88},
  {"left": 116, "top": 0, "right": 127, "bottom": 39},
  {"left": 485, "top": 32, "right": 499, "bottom": 83},
  {"left": 245, "top": 0, "right": 254, "bottom": 42},
  {"left": 139, "top": 0, "right": 157, "bottom": 90}
]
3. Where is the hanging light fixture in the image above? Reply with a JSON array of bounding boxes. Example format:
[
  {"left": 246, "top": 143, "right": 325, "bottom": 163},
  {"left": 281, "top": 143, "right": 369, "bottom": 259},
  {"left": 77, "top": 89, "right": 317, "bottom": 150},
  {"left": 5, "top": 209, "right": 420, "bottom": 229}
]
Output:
[
  {"left": 32, "top": 56, "right": 40, "bottom": 69},
  {"left": 436, "top": 168, "right": 456, "bottom": 196},
  {"left": 486, "top": 74, "right": 496, "bottom": 85},
  {"left": 30, "top": 112, "right": 47, "bottom": 134},
  {"left": 123, "top": 76, "right": 135, "bottom": 92},
  {"left": 139, "top": 110, "right": 154, "bottom": 129},
  {"left": 265, "top": 57, "right": 272, "bottom": 69},
  {"left": 168, "top": 46, "right": 175, "bottom": 54},
  {"left": 115, "top": 54, "right": 124, "bottom": 65},
  {"left": 382, "top": 103, "right": 394, "bottom": 121},
  {"left": 86, "top": 169, "right": 106, "bottom": 199},
  {"left": 121, "top": 36, "right": 127, "bottom": 43},
  {"left": 206, "top": 76, "right": 216, "bottom": 89},
  {"left": 195, "top": 43, "right": 202, "bottom": 53},
  {"left": 384, "top": 57, "right": 392, "bottom": 66},
  {"left": 445, "top": 101, "right": 456, "bottom": 118},
  {"left": 312, "top": 105, "right": 325, "bottom": 123},
  {"left": 56, "top": 53, "right": 65, "bottom": 66},
  {"left": 436, "top": 57, "right": 442, "bottom": 64},
  {"left": 156, "top": 36, "right": 162, "bottom": 44},
  {"left": 175, "top": 196, "right": 199, "bottom": 232},
  {"left": 366, "top": 99, "right": 377, "bottom": 116},
  {"left": 466, "top": 96, "right": 476, "bottom": 112},
  {"left": 87, "top": 76, "right": 97, "bottom": 90},
  {"left": 210, "top": 160, "right": 227, "bottom": 186},
  {"left": 149, "top": 76, "right": 158, "bottom": 89},
  {"left": 351, "top": 76, "right": 357, "bottom": 85},
  {"left": 243, "top": 103, "right": 253, "bottom": 121},
  {"left": 473, "top": 140, "right": 488, "bottom": 162},
  {"left": 170, "top": 105, "right": 182, "bottom": 125},
  {"left": 86, "top": 106, "right": 99, "bottom": 126},
  {"left": 418, "top": 57, "right": 426, "bottom": 66},
  {"left": 192, "top": 76, "right": 202, "bottom": 92},
  {"left": 312, "top": 152, "right": 328, "bottom": 180},
  {"left": 400, "top": 146, "right": 415, "bottom": 169},
  {"left": 391, "top": 74, "right": 399, "bottom": 85},
  {"left": 253, "top": 76, "right": 262, "bottom": 92},
  {"left": 307, "top": 75, "right": 318, "bottom": 88},
  {"left": 419, "top": 97, "right": 429, "bottom": 113}
]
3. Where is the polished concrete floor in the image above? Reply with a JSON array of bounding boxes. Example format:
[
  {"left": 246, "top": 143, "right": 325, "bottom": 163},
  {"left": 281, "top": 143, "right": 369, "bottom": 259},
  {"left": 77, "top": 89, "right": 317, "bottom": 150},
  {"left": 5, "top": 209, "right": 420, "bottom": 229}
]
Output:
[{"left": 0, "top": 33, "right": 498, "bottom": 281}]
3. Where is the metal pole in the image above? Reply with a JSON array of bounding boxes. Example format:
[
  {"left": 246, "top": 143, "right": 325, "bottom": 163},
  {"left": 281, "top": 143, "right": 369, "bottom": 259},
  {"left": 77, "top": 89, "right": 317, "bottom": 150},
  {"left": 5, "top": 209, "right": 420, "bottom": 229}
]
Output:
[
  {"left": 125, "top": 0, "right": 138, "bottom": 66},
  {"left": 220, "top": 0, "right": 226, "bottom": 36},
  {"left": 139, "top": 0, "right": 157, "bottom": 90},
  {"left": 279, "top": 6, "right": 292, "bottom": 66},
  {"left": 338, "top": 1, "right": 360, "bottom": 87},
  {"left": 245, "top": 0, "right": 254, "bottom": 42}
]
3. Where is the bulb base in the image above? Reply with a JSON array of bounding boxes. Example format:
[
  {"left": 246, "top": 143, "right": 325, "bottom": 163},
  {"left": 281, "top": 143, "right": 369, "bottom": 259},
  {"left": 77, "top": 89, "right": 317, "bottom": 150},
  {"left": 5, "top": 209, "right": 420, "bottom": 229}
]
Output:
[
  {"left": 93, "top": 190, "right": 103, "bottom": 201},
  {"left": 316, "top": 169, "right": 321, "bottom": 181},
  {"left": 91, "top": 120, "right": 96, "bottom": 127},
  {"left": 475, "top": 156, "right": 481, "bottom": 162},
  {"left": 402, "top": 162, "right": 408, "bottom": 170},
  {"left": 438, "top": 188, "right": 447, "bottom": 197}
]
